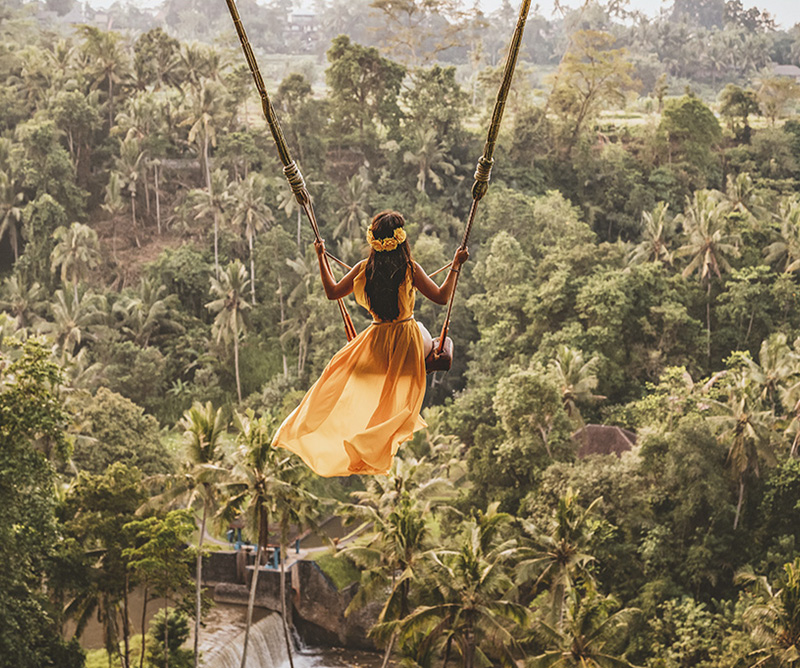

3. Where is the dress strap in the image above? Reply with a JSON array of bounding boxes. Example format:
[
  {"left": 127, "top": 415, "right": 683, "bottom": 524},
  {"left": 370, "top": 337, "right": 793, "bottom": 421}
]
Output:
[{"left": 371, "top": 315, "right": 415, "bottom": 325}]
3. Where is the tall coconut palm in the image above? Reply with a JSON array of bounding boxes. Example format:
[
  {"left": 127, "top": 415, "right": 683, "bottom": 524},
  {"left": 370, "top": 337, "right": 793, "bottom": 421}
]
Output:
[
  {"left": 627, "top": 201, "right": 674, "bottom": 266},
  {"left": 273, "top": 459, "right": 321, "bottom": 668},
  {"left": 764, "top": 197, "right": 800, "bottom": 273},
  {"left": 102, "top": 171, "right": 126, "bottom": 261},
  {"left": 112, "top": 277, "right": 181, "bottom": 347},
  {"left": 738, "top": 559, "right": 800, "bottom": 668},
  {"left": 398, "top": 505, "right": 526, "bottom": 668},
  {"left": 46, "top": 287, "right": 106, "bottom": 358},
  {"left": 548, "top": 346, "right": 606, "bottom": 427},
  {"left": 514, "top": 491, "right": 601, "bottom": 629},
  {"left": 115, "top": 137, "right": 145, "bottom": 248},
  {"left": 676, "top": 189, "right": 741, "bottom": 363},
  {"left": 190, "top": 167, "right": 232, "bottom": 279},
  {"left": 334, "top": 167, "right": 371, "bottom": 240},
  {"left": 403, "top": 127, "right": 456, "bottom": 194},
  {"left": 184, "top": 81, "right": 227, "bottom": 274},
  {"left": 0, "top": 273, "right": 46, "bottom": 331},
  {"left": 115, "top": 92, "right": 169, "bottom": 234},
  {"left": 741, "top": 333, "right": 798, "bottom": 412},
  {"left": 78, "top": 25, "right": 130, "bottom": 128},
  {"left": 206, "top": 260, "right": 251, "bottom": 403},
  {"left": 231, "top": 173, "right": 274, "bottom": 304},
  {"left": 708, "top": 370, "right": 775, "bottom": 529},
  {"left": 277, "top": 178, "right": 304, "bottom": 250},
  {"left": 220, "top": 410, "right": 295, "bottom": 668},
  {"left": 527, "top": 588, "right": 639, "bottom": 668},
  {"left": 180, "top": 402, "right": 228, "bottom": 668},
  {"left": 0, "top": 170, "right": 23, "bottom": 263},
  {"left": 339, "top": 457, "right": 451, "bottom": 666},
  {"left": 50, "top": 222, "right": 101, "bottom": 303}
]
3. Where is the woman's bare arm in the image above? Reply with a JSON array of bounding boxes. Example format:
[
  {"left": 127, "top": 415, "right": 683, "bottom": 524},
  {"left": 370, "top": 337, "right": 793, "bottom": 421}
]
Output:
[
  {"left": 413, "top": 247, "right": 469, "bottom": 305},
  {"left": 315, "top": 241, "right": 363, "bottom": 300}
]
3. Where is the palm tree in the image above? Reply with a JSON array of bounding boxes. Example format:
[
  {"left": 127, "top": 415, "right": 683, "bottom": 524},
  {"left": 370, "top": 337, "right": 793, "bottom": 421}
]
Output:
[
  {"left": 339, "top": 457, "right": 452, "bottom": 665},
  {"left": 514, "top": 491, "right": 601, "bottom": 629},
  {"left": 764, "top": 197, "right": 800, "bottom": 273},
  {"left": 78, "top": 25, "right": 130, "bottom": 128},
  {"left": 708, "top": 370, "right": 776, "bottom": 529},
  {"left": 676, "top": 189, "right": 741, "bottom": 363},
  {"left": 0, "top": 170, "right": 23, "bottom": 262},
  {"left": 115, "top": 137, "right": 145, "bottom": 248},
  {"left": 184, "top": 81, "right": 227, "bottom": 274},
  {"left": 334, "top": 167, "right": 371, "bottom": 240},
  {"left": 277, "top": 178, "right": 304, "bottom": 250},
  {"left": 548, "top": 346, "right": 605, "bottom": 427},
  {"left": 206, "top": 260, "right": 251, "bottom": 403},
  {"left": 273, "top": 460, "right": 321, "bottom": 668},
  {"left": 46, "top": 288, "right": 106, "bottom": 358},
  {"left": 282, "top": 254, "right": 316, "bottom": 376},
  {"left": 0, "top": 273, "right": 46, "bottom": 331},
  {"left": 111, "top": 277, "right": 181, "bottom": 347},
  {"left": 527, "top": 588, "right": 639, "bottom": 668},
  {"left": 102, "top": 171, "right": 126, "bottom": 261},
  {"left": 220, "top": 410, "right": 295, "bottom": 668},
  {"left": 231, "top": 173, "right": 274, "bottom": 304},
  {"left": 190, "top": 167, "right": 232, "bottom": 279},
  {"left": 180, "top": 403, "right": 228, "bottom": 668},
  {"left": 741, "top": 333, "right": 798, "bottom": 413},
  {"left": 115, "top": 92, "right": 169, "bottom": 234},
  {"left": 50, "top": 222, "right": 101, "bottom": 303},
  {"left": 723, "top": 172, "right": 761, "bottom": 221},
  {"left": 403, "top": 127, "right": 456, "bottom": 194},
  {"left": 738, "top": 559, "right": 800, "bottom": 668},
  {"left": 627, "top": 201, "right": 674, "bottom": 266},
  {"left": 398, "top": 505, "right": 527, "bottom": 668}
]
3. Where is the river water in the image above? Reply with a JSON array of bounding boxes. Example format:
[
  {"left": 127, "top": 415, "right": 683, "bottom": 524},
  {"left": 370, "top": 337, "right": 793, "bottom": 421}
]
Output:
[{"left": 202, "top": 612, "right": 385, "bottom": 668}]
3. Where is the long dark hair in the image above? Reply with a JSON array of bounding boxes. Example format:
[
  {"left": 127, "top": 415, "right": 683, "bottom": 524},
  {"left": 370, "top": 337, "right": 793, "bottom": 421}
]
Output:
[{"left": 364, "top": 210, "right": 414, "bottom": 321}]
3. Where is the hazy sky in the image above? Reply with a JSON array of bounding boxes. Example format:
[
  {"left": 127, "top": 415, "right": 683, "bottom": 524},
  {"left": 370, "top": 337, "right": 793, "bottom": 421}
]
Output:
[
  {"left": 87, "top": 0, "right": 800, "bottom": 30},
  {"left": 478, "top": 0, "right": 800, "bottom": 28}
]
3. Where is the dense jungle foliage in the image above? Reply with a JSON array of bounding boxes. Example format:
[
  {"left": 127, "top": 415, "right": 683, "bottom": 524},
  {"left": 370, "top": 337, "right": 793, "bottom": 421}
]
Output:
[{"left": 3, "top": 0, "right": 800, "bottom": 666}]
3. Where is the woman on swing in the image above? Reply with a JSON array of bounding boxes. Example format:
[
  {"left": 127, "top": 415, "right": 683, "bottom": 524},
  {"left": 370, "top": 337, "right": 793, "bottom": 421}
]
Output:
[{"left": 272, "top": 210, "right": 469, "bottom": 477}]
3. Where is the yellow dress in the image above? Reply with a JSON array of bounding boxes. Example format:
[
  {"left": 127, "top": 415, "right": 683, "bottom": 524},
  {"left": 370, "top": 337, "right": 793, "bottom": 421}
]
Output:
[{"left": 272, "top": 262, "right": 427, "bottom": 476}]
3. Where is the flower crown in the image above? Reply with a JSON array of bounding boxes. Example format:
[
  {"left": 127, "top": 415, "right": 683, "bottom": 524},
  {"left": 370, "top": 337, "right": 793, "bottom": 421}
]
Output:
[{"left": 366, "top": 226, "right": 407, "bottom": 252}]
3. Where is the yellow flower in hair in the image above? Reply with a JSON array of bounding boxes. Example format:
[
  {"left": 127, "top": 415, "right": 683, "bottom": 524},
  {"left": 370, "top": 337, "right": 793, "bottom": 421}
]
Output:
[{"left": 366, "top": 226, "right": 407, "bottom": 251}]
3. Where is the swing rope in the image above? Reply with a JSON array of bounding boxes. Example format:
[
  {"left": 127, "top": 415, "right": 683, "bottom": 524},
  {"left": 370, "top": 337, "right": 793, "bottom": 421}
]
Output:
[
  {"left": 224, "top": 0, "right": 357, "bottom": 341},
  {"left": 225, "top": 0, "right": 531, "bottom": 351},
  {"left": 432, "top": 0, "right": 532, "bottom": 358}
]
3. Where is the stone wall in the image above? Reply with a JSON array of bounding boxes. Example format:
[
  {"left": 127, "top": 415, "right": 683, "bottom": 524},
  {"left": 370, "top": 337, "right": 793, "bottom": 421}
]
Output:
[{"left": 203, "top": 551, "right": 377, "bottom": 651}]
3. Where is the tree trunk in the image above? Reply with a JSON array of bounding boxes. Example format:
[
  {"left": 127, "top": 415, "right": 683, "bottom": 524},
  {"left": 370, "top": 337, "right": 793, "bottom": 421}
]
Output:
[
  {"left": 154, "top": 163, "right": 162, "bottom": 235},
  {"left": 442, "top": 636, "right": 453, "bottom": 668},
  {"left": 734, "top": 477, "right": 745, "bottom": 530},
  {"left": 194, "top": 501, "right": 208, "bottom": 668},
  {"left": 140, "top": 583, "right": 148, "bottom": 668},
  {"left": 241, "top": 544, "right": 263, "bottom": 668},
  {"left": 279, "top": 539, "right": 295, "bottom": 668},
  {"left": 234, "top": 333, "right": 242, "bottom": 404},
  {"left": 380, "top": 631, "right": 396, "bottom": 668},
  {"left": 277, "top": 273, "right": 288, "bottom": 378},
  {"left": 249, "top": 234, "right": 256, "bottom": 305},
  {"left": 706, "top": 281, "right": 712, "bottom": 365},
  {"left": 204, "top": 133, "right": 219, "bottom": 278},
  {"left": 132, "top": 193, "right": 140, "bottom": 248},
  {"left": 297, "top": 209, "right": 301, "bottom": 251},
  {"left": 122, "top": 572, "right": 131, "bottom": 668},
  {"left": 164, "top": 598, "right": 170, "bottom": 668}
]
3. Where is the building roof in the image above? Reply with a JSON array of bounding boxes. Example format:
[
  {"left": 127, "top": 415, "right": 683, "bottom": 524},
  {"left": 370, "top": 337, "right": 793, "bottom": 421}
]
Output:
[
  {"left": 572, "top": 424, "right": 637, "bottom": 458},
  {"left": 772, "top": 64, "right": 800, "bottom": 78}
]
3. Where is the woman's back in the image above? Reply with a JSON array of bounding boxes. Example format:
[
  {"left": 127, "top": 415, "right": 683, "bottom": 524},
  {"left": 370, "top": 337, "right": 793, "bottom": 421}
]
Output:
[{"left": 353, "top": 262, "right": 416, "bottom": 323}]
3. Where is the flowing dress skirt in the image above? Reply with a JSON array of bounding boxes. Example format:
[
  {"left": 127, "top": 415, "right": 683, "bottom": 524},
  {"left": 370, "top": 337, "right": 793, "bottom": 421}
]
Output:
[{"left": 272, "top": 318, "right": 427, "bottom": 476}]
